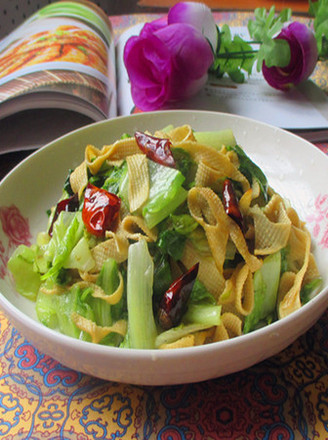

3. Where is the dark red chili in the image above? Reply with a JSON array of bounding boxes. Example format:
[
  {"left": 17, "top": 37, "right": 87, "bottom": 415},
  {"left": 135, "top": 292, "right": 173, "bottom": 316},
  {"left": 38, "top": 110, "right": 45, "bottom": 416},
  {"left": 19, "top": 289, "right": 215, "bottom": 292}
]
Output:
[
  {"left": 48, "top": 193, "right": 79, "bottom": 236},
  {"left": 82, "top": 183, "right": 121, "bottom": 236},
  {"left": 158, "top": 263, "right": 199, "bottom": 330},
  {"left": 135, "top": 131, "right": 176, "bottom": 168},
  {"left": 222, "top": 179, "right": 243, "bottom": 230}
]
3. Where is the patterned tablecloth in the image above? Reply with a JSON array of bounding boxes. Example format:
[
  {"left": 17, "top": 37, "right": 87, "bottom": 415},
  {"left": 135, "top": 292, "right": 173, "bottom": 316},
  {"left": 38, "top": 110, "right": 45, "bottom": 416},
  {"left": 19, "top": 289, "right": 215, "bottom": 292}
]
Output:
[{"left": 1, "top": 11, "right": 328, "bottom": 440}]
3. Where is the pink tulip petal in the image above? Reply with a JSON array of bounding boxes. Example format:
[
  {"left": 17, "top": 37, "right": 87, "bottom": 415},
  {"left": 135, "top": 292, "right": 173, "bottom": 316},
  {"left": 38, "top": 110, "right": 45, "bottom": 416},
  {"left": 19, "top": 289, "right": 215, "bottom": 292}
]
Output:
[
  {"left": 168, "top": 1, "right": 218, "bottom": 52},
  {"left": 156, "top": 23, "right": 214, "bottom": 80},
  {"left": 123, "top": 20, "right": 213, "bottom": 110},
  {"left": 123, "top": 34, "right": 173, "bottom": 110},
  {"left": 140, "top": 17, "right": 167, "bottom": 37}
]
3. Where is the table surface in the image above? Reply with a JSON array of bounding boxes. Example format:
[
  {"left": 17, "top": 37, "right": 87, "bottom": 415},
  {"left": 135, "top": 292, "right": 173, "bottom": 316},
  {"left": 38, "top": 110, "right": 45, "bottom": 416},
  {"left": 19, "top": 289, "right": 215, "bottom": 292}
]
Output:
[{"left": 2, "top": 5, "right": 328, "bottom": 440}]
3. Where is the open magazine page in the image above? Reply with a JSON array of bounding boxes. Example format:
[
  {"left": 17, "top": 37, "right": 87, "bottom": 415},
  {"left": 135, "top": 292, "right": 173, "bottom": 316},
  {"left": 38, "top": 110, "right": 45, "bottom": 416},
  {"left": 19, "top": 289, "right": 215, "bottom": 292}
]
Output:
[
  {"left": 0, "top": 0, "right": 116, "bottom": 129},
  {"left": 116, "top": 22, "right": 328, "bottom": 135}
]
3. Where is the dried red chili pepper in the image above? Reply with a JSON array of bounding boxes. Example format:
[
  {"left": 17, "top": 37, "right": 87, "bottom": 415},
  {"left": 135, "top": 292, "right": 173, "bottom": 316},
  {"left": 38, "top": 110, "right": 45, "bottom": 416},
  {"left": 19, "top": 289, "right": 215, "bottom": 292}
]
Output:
[
  {"left": 82, "top": 183, "right": 121, "bottom": 236},
  {"left": 158, "top": 263, "right": 199, "bottom": 330},
  {"left": 48, "top": 193, "right": 79, "bottom": 236},
  {"left": 222, "top": 179, "right": 243, "bottom": 230},
  {"left": 135, "top": 131, "right": 176, "bottom": 168}
]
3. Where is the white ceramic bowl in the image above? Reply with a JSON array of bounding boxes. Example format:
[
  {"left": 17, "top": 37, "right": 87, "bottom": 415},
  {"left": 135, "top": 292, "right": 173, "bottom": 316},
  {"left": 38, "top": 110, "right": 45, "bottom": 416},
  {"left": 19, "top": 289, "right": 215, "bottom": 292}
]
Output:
[{"left": 1, "top": 110, "right": 328, "bottom": 386}]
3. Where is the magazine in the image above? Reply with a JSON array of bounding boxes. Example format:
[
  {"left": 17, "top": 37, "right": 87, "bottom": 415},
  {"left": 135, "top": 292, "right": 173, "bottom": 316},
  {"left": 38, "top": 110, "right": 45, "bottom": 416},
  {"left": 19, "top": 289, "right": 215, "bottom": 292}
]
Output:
[{"left": 1, "top": 1, "right": 328, "bottom": 153}]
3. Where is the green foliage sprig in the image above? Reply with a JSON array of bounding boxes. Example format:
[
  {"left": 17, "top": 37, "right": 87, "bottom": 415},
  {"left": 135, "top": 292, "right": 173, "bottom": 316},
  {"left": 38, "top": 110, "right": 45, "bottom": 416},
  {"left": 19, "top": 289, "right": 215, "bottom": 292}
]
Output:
[
  {"left": 210, "top": 0, "right": 327, "bottom": 83},
  {"left": 309, "top": 0, "right": 328, "bottom": 59}
]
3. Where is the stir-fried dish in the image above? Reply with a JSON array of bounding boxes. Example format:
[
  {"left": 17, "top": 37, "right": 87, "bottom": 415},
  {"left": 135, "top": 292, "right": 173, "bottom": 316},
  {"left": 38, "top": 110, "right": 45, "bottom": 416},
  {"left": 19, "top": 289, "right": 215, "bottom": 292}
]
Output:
[{"left": 8, "top": 124, "right": 322, "bottom": 349}]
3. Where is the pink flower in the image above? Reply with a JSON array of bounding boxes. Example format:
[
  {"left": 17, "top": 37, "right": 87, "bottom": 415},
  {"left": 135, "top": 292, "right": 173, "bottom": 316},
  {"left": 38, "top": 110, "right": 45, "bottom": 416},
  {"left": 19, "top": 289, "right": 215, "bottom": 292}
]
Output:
[
  {"left": 123, "top": 2, "right": 215, "bottom": 111},
  {"left": 0, "top": 205, "right": 32, "bottom": 247},
  {"left": 262, "top": 22, "right": 318, "bottom": 91},
  {"left": 168, "top": 2, "right": 218, "bottom": 52}
]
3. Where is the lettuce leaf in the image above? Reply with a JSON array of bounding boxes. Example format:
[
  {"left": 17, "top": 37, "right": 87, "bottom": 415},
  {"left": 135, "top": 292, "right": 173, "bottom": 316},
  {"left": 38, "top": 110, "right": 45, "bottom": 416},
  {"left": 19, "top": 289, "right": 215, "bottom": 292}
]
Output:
[
  {"left": 42, "top": 211, "right": 84, "bottom": 281},
  {"left": 7, "top": 245, "right": 41, "bottom": 301},
  {"left": 142, "top": 160, "right": 187, "bottom": 229},
  {"left": 243, "top": 251, "right": 281, "bottom": 333},
  {"left": 126, "top": 239, "right": 157, "bottom": 349},
  {"left": 226, "top": 144, "right": 268, "bottom": 203}
]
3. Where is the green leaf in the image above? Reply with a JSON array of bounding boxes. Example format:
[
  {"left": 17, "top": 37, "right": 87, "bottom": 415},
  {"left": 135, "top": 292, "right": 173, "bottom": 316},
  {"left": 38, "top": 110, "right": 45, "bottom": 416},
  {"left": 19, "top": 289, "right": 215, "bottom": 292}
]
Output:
[
  {"left": 229, "top": 69, "right": 245, "bottom": 83},
  {"left": 243, "top": 251, "right": 281, "bottom": 333},
  {"left": 308, "top": 0, "right": 320, "bottom": 16},
  {"left": 194, "top": 129, "right": 237, "bottom": 149},
  {"left": 183, "top": 304, "right": 221, "bottom": 326},
  {"left": 278, "top": 8, "right": 292, "bottom": 23},
  {"left": 249, "top": 6, "right": 292, "bottom": 71},
  {"left": 7, "top": 245, "right": 41, "bottom": 301},
  {"left": 142, "top": 160, "right": 187, "bottom": 229},
  {"left": 36, "top": 289, "right": 59, "bottom": 328},
  {"left": 300, "top": 277, "right": 322, "bottom": 304},
  {"left": 157, "top": 229, "right": 186, "bottom": 260},
  {"left": 189, "top": 279, "right": 216, "bottom": 305},
  {"left": 315, "top": 20, "right": 328, "bottom": 59},
  {"left": 91, "top": 258, "right": 120, "bottom": 327},
  {"left": 211, "top": 25, "right": 257, "bottom": 81},
  {"left": 152, "top": 250, "right": 173, "bottom": 307},
  {"left": 168, "top": 214, "right": 198, "bottom": 235},
  {"left": 247, "top": 6, "right": 291, "bottom": 52},
  {"left": 102, "top": 163, "right": 128, "bottom": 195},
  {"left": 226, "top": 144, "right": 268, "bottom": 202},
  {"left": 189, "top": 228, "right": 211, "bottom": 255},
  {"left": 172, "top": 147, "right": 197, "bottom": 188},
  {"left": 42, "top": 211, "right": 84, "bottom": 281},
  {"left": 262, "top": 38, "right": 290, "bottom": 68},
  {"left": 309, "top": 0, "right": 328, "bottom": 58},
  {"left": 221, "top": 23, "right": 232, "bottom": 42},
  {"left": 313, "top": 0, "right": 328, "bottom": 29},
  {"left": 57, "top": 285, "right": 94, "bottom": 341},
  {"left": 63, "top": 236, "right": 95, "bottom": 272}
]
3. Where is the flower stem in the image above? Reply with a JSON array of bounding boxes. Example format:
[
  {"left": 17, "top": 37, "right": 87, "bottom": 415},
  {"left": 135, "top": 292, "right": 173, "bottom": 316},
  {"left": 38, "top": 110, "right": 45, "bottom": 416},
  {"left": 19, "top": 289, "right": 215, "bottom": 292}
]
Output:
[{"left": 215, "top": 50, "right": 258, "bottom": 59}]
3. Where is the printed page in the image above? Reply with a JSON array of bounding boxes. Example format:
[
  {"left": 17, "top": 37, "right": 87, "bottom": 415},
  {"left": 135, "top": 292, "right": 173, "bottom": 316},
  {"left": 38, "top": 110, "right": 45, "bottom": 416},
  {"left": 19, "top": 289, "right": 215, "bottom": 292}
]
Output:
[
  {"left": 116, "top": 23, "right": 328, "bottom": 132},
  {"left": 0, "top": 1, "right": 116, "bottom": 123},
  {"left": 180, "top": 75, "right": 328, "bottom": 131}
]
